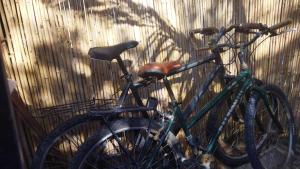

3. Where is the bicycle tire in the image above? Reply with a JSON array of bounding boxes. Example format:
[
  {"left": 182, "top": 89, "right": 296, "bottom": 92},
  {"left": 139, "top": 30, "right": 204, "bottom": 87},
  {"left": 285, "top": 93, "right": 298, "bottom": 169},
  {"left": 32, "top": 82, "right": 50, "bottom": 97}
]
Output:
[
  {"left": 30, "top": 113, "right": 105, "bottom": 169},
  {"left": 245, "top": 84, "right": 297, "bottom": 169},
  {"left": 70, "top": 118, "right": 183, "bottom": 169},
  {"left": 205, "top": 78, "right": 263, "bottom": 167}
]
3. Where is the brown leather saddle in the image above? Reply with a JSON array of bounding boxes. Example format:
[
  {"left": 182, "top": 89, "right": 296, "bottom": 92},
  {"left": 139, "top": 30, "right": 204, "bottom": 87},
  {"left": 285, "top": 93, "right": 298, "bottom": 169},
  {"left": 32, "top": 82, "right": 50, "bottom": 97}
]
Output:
[
  {"left": 89, "top": 41, "right": 139, "bottom": 61},
  {"left": 138, "top": 61, "right": 182, "bottom": 79}
]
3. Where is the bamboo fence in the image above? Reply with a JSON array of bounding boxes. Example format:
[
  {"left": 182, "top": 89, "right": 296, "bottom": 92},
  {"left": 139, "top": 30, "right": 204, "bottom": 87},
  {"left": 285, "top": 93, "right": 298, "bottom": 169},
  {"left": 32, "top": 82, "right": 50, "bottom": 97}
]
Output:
[
  {"left": 1, "top": 0, "right": 299, "bottom": 117},
  {"left": 1, "top": 0, "right": 300, "bottom": 167},
  {"left": 1, "top": 0, "right": 300, "bottom": 124}
]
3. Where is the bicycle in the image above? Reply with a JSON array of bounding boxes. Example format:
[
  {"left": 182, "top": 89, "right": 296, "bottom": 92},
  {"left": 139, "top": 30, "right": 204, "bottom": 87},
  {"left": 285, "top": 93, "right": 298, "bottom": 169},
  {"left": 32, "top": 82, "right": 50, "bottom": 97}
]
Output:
[
  {"left": 30, "top": 41, "right": 159, "bottom": 169},
  {"left": 70, "top": 20, "right": 296, "bottom": 169},
  {"left": 31, "top": 39, "right": 251, "bottom": 168}
]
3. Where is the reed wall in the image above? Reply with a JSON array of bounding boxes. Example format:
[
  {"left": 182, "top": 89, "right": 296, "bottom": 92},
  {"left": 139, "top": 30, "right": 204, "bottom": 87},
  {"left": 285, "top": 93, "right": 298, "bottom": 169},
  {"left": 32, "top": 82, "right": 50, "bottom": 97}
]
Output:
[{"left": 0, "top": 0, "right": 300, "bottom": 119}]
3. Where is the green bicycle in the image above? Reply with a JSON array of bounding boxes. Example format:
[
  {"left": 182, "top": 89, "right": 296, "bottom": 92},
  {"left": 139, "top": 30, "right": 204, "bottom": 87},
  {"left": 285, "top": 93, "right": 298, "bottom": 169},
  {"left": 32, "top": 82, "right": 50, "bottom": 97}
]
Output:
[{"left": 70, "top": 20, "right": 296, "bottom": 169}]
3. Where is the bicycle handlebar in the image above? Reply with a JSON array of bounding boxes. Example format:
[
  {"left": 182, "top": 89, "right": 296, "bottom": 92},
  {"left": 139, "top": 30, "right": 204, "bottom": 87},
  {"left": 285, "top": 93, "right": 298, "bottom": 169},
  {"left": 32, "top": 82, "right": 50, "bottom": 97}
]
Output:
[
  {"left": 225, "top": 23, "right": 267, "bottom": 33},
  {"left": 191, "top": 19, "right": 292, "bottom": 36},
  {"left": 240, "top": 23, "right": 267, "bottom": 30},
  {"left": 237, "top": 19, "right": 293, "bottom": 47},
  {"left": 268, "top": 19, "right": 293, "bottom": 32},
  {"left": 191, "top": 19, "right": 292, "bottom": 51}
]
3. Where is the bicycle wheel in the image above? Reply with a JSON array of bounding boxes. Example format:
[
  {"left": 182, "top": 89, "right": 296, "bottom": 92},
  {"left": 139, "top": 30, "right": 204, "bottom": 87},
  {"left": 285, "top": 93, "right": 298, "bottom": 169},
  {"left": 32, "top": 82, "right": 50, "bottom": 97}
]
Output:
[
  {"left": 205, "top": 94, "right": 255, "bottom": 166},
  {"left": 205, "top": 79, "right": 264, "bottom": 167},
  {"left": 31, "top": 110, "right": 143, "bottom": 169},
  {"left": 70, "top": 118, "right": 183, "bottom": 169},
  {"left": 245, "top": 84, "right": 297, "bottom": 169},
  {"left": 30, "top": 113, "right": 104, "bottom": 169}
]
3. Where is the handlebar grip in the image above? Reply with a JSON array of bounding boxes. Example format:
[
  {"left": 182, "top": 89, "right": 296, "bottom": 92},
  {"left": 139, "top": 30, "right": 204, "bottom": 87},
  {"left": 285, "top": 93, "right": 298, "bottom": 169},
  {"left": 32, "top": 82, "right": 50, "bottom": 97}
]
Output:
[
  {"left": 241, "top": 23, "right": 266, "bottom": 30},
  {"left": 235, "top": 23, "right": 267, "bottom": 33},
  {"left": 269, "top": 19, "right": 292, "bottom": 31},
  {"left": 190, "top": 27, "right": 219, "bottom": 36}
]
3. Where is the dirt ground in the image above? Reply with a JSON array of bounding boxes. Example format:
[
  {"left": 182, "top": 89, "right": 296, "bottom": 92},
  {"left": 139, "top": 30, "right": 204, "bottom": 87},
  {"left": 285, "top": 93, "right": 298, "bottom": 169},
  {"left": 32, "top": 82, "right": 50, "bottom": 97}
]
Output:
[{"left": 233, "top": 142, "right": 300, "bottom": 169}]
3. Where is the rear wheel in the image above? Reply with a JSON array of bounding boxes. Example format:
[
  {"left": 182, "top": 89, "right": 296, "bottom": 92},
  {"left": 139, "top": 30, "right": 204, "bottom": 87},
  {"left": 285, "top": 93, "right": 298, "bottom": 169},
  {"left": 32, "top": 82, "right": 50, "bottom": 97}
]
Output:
[
  {"left": 31, "top": 110, "right": 146, "bottom": 169},
  {"left": 245, "top": 85, "right": 296, "bottom": 169},
  {"left": 70, "top": 118, "right": 183, "bottom": 169},
  {"left": 31, "top": 113, "right": 107, "bottom": 169}
]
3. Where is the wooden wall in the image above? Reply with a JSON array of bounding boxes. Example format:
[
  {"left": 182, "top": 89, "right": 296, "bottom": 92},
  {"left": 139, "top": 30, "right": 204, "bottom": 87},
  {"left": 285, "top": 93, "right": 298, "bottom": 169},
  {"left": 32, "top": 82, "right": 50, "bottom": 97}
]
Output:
[{"left": 0, "top": 0, "right": 300, "bottom": 120}]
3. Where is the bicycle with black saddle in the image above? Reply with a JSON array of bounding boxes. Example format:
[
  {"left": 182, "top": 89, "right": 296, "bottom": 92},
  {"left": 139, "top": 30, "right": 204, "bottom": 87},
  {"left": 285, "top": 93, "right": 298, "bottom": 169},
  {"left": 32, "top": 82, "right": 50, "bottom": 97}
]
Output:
[
  {"left": 32, "top": 19, "right": 266, "bottom": 168},
  {"left": 70, "top": 20, "right": 297, "bottom": 169},
  {"left": 31, "top": 39, "right": 246, "bottom": 169},
  {"left": 31, "top": 41, "right": 159, "bottom": 169}
]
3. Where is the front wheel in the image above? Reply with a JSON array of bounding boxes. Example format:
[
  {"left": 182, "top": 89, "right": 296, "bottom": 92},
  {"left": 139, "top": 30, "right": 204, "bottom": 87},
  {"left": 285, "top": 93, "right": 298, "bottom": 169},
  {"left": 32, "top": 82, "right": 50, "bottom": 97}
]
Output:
[
  {"left": 204, "top": 78, "right": 264, "bottom": 167},
  {"left": 245, "top": 85, "right": 297, "bottom": 169},
  {"left": 70, "top": 118, "right": 183, "bottom": 169}
]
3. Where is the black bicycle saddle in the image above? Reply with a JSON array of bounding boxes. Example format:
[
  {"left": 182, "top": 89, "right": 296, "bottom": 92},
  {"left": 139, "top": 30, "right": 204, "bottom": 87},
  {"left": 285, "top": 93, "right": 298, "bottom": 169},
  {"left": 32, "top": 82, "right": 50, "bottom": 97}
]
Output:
[{"left": 88, "top": 41, "right": 138, "bottom": 61}]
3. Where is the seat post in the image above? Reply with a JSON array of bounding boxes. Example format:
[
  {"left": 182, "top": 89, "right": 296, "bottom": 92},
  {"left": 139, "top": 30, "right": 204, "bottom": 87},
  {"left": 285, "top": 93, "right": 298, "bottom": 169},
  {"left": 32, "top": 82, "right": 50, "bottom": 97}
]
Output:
[
  {"left": 116, "top": 56, "right": 146, "bottom": 109},
  {"left": 116, "top": 56, "right": 129, "bottom": 76}
]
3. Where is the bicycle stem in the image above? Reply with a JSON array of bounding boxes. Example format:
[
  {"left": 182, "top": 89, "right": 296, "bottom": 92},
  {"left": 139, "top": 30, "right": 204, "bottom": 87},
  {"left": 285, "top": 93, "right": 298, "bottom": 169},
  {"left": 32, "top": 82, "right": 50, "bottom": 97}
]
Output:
[{"left": 238, "top": 43, "right": 249, "bottom": 71}]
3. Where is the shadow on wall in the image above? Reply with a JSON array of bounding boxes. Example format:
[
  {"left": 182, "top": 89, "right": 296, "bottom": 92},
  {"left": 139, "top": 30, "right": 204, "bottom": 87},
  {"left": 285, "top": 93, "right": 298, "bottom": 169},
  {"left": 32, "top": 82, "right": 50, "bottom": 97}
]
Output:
[
  {"left": 33, "top": 0, "right": 300, "bottom": 114},
  {"left": 34, "top": 0, "right": 211, "bottom": 109},
  {"left": 18, "top": 1, "right": 221, "bottom": 140},
  {"left": 32, "top": 29, "right": 134, "bottom": 106}
]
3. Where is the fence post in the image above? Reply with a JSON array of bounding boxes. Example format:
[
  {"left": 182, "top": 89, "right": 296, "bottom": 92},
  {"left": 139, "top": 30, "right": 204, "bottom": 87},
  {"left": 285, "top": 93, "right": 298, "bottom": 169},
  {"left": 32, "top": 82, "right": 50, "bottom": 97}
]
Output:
[{"left": 0, "top": 39, "right": 25, "bottom": 169}]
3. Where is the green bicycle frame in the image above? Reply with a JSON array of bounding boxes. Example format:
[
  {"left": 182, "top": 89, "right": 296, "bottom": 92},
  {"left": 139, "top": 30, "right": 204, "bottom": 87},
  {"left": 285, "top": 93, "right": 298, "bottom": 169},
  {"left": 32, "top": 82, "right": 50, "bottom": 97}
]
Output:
[{"left": 163, "top": 69, "right": 255, "bottom": 154}]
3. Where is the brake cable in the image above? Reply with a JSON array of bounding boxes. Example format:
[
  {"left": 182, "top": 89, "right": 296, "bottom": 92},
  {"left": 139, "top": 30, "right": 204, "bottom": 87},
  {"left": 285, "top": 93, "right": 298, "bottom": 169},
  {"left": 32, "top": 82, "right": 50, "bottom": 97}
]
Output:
[
  {"left": 219, "top": 33, "right": 238, "bottom": 66},
  {"left": 247, "top": 35, "right": 271, "bottom": 58}
]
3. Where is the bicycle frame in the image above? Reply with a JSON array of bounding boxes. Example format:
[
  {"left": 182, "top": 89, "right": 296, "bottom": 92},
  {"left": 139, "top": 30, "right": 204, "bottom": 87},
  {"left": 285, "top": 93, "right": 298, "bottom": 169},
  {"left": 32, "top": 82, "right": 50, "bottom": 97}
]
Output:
[
  {"left": 85, "top": 21, "right": 294, "bottom": 168},
  {"left": 149, "top": 59, "right": 281, "bottom": 161},
  {"left": 111, "top": 55, "right": 283, "bottom": 169},
  {"left": 143, "top": 58, "right": 258, "bottom": 166},
  {"left": 107, "top": 51, "right": 256, "bottom": 154},
  {"left": 88, "top": 48, "right": 282, "bottom": 169},
  {"left": 166, "top": 69, "right": 254, "bottom": 150},
  {"left": 92, "top": 47, "right": 280, "bottom": 156},
  {"left": 88, "top": 36, "right": 282, "bottom": 164}
]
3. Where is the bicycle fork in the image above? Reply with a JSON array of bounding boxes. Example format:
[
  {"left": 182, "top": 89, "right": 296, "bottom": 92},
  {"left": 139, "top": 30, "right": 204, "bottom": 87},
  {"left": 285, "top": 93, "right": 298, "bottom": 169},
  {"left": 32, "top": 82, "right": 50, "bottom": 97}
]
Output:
[{"left": 252, "top": 86, "right": 284, "bottom": 133}]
